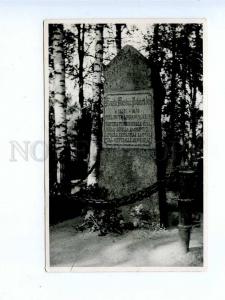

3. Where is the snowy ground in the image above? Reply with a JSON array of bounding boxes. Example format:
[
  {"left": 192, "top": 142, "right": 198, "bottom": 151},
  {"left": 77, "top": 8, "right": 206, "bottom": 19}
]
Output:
[{"left": 49, "top": 217, "right": 203, "bottom": 268}]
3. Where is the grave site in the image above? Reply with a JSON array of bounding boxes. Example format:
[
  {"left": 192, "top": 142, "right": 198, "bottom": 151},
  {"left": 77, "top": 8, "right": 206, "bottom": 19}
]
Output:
[{"left": 47, "top": 23, "right": 203, "bottom": 268}]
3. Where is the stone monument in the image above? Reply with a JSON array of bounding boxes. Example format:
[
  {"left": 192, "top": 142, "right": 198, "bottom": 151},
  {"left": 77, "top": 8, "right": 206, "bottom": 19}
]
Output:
[{"left": 99, "top": 45, "right": 159, "bottom": 202}]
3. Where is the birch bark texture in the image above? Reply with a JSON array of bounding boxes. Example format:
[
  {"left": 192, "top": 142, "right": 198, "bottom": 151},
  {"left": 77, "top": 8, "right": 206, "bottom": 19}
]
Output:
[
  {"left": 87, "top": 24, "right": 104, "bottom": 186},
  {"left": 51, "top": 24, "right": 67, "bottom": 186}
]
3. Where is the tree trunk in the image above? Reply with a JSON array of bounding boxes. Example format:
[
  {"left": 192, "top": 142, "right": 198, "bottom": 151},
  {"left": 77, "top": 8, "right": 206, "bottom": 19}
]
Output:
[
  {"left": 152, "top": 24, "right": 159, "bottom": 61},
  {"left": 190, "top": 25, "right": 201, "bottom": 158},
  {"left": 52, "top": 24, "right": 68, "bottom": 190},
  {"left": 180, "top": 26, "right": 189, "bottom": 165},
  {"left": 115, "top": 24, "right": 123, "bottom": 53},
  {"left": 75, "top": 24, "right": 86, "bottom": 177},
  {"left": 191, "top": 85, "right": 197, "bottom": 156},
  {"left": 151, "top": 24, "right": 168, "bottom": 228},
  {"left": 152, "top": 65, "right": 168, "bottom": 228},
  {"left": 87, "top": 24, "right": 104, "bottom": 186},
  {"left": 49, "top": 104, "right": 57, "bottom": 190},
  {"left": 76, "top": 24, "right": 85, "bottom": 109},
  {"left": 169, "top": 25, "right": 177, "bottom": 170},
  {"left": 49, "top": 31, "right": 57, "bottom": 189}
]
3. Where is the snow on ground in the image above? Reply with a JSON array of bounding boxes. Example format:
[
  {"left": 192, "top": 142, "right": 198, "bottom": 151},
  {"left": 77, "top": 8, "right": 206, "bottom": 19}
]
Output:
[{"left": 49, "top": 218, "right": 203, "bottom": 268}]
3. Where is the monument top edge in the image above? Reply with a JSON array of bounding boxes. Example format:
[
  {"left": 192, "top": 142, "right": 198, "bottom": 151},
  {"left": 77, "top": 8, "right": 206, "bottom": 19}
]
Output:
[{"left": 104, "top": 44, "right": 151, "bottom": 70}]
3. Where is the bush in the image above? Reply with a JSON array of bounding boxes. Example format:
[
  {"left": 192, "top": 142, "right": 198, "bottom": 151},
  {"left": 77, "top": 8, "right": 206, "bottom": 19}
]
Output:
[
  {"left": 129, "top": 204, "right": 162, "bottom": 230},
  {"left": 76, "top": 207, "right": 125, "bottom": 236}
]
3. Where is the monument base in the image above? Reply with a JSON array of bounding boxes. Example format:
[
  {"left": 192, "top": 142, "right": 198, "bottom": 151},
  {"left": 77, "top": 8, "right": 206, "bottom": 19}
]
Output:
[{"left": 98, "top": 148, "right": 157, "bottom": 200}]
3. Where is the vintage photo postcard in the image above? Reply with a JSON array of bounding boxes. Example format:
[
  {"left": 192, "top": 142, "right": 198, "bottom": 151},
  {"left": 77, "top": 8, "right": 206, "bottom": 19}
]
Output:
[{"left": 44, "top": 19, "right": 205, "bottom": 271}]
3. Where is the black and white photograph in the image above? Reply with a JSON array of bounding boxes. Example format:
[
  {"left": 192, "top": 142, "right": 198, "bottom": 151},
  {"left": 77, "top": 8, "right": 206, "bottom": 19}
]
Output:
[{"left": 45, "top": 19, "right": 204, "bottom": 270}]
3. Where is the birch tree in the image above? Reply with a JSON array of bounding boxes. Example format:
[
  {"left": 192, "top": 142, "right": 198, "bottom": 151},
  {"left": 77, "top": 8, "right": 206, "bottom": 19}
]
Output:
[
  {"left": 49, "top": 26, "right": 57, "bottom": 191},
  {"left": 87, "top": 24, "right": 104, "bottom": 186},
  {"left": 51, "top": 24, "right": 69, "bottom": 190}
]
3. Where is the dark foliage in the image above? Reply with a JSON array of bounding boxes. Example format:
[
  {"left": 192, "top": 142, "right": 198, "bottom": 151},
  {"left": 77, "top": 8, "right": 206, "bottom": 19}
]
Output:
[{"left": 76, "top": 207, "right": 125, "bottom": 236}]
